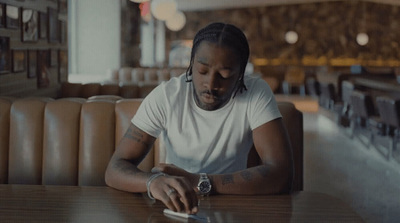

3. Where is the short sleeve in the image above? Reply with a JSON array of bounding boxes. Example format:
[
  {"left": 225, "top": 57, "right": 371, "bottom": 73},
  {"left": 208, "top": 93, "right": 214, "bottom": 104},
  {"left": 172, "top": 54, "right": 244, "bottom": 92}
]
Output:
[
  {"left": 247, "top": 78, "right": 282, "bottom": 130},
  {"left": 131, "top": 84, "right": 167, "bottom": 138}
]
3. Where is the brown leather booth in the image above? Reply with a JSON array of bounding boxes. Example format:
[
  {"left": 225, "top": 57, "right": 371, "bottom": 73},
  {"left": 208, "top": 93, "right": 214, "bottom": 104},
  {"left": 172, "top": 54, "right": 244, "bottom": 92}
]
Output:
[
  {"left": 60, "top": 82, "right": 157, "bottom": 99},
  {"left": 0, "top": 97, "right": 303, "bottom": 191}
]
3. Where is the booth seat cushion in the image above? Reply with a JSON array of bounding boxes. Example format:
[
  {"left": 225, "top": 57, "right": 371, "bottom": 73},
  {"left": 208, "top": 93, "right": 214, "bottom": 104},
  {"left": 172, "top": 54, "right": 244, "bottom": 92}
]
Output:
[
  {"left": 0, "top": 97, "right": 303, "bottom": 191},
  {"left": 0, "top": 97, "right": 16, "bottom": 184},
  {"left": 8, "top": 97, "right": 54, "bottom": 184}
]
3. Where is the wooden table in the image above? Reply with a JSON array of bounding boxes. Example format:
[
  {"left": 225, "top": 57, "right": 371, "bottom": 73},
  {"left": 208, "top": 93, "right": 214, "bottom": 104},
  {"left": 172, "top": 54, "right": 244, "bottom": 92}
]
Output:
[{"left": 0, "top": 185, "right": 364, "bottom": 222}]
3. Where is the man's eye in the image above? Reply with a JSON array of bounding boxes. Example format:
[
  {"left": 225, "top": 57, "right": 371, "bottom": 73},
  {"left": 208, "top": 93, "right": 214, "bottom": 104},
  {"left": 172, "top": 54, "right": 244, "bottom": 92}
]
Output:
[
  {"left": 219, "top": 73, "right": 231, "bottom": 80},
  {"left": 199, "top": 70, "right": 207, "bottom": 74}
]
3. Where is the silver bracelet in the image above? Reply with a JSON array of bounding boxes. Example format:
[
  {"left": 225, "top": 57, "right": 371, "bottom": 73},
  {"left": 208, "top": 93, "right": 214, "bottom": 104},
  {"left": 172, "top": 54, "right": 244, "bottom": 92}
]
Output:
[{"left": 146, "top": 172, "right": 166, "bottom": 200}]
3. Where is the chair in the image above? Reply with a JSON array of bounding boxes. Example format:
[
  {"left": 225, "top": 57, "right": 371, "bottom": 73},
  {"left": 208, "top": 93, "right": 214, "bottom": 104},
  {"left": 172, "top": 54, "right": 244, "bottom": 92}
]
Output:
[
  {"left": 157, "top": 68, "right": 171, "bottom": 83},
  {"left": 376, "top": 96, "right": 400, "bottom": 160},
  {"left": 118, "top": 67, "right": 133, "bottom": 82},
  {"left": 131, "top": 68, "right": 145, "bottom": 84},
  {"left": 305, "top": 77, "right": 320, "bottom": 97},
  {"left": 144, "top": 68, "right": 159, "bottom": 83},
  {"left": 106, "top": 69, "right": 119, "bottom": 83},
  {"left": 349, "top": 90, "right": 384, "bottom": 146},
  {"left": 282, "top": 67, "right": 306, "bottom": 95},
  {"left": 170, "top": 68, "right": 186, "bottom": 78},
  {"left": 318, "top": 83, "right": 336, "bottom": 110},
  {"left": 336, "top": 80, "right": 355, "bottom": 127}
]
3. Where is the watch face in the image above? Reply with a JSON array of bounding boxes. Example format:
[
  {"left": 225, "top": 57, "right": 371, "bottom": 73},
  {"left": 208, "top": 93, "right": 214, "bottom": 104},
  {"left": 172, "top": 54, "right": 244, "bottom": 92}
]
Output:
[{"left": 199, "top": 181, "right": 211, "bottom": 194}]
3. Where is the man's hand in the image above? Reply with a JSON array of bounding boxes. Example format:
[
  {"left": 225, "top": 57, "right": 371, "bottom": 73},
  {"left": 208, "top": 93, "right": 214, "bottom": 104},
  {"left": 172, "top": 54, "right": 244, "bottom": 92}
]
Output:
[
  {"left": 148, "top": 170, "right": 199, "bottom": 214},
  {"left": 152, "top": 163, "right": 199, "bottom": 189}
]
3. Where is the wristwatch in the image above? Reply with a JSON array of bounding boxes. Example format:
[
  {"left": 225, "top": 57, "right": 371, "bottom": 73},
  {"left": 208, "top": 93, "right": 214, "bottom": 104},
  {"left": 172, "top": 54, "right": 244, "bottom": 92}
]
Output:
[{"left": 197, "top": 173, "right": 212, "bottom": 196}]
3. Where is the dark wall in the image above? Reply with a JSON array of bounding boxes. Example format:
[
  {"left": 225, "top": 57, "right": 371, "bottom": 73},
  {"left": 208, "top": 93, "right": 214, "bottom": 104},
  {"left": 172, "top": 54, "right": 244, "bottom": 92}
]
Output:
[
  {"left": 166, "top": 1, "right": 400, "bottom": 74},
  {"left": 0, "top": 0, "right": 68, "bottom": 97}
]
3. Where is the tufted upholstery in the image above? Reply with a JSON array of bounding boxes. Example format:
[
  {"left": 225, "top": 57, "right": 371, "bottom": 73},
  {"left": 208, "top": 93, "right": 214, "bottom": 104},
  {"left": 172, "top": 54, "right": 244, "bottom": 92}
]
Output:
[
  {"left": 0, "top": 97, "right": 303, "bottom": 191},
  {"left": 107, "top": 67, "right": 187, "bottom": 85},
  {"left": 60, "top": 82, "right": 154, "bottom": 99}
]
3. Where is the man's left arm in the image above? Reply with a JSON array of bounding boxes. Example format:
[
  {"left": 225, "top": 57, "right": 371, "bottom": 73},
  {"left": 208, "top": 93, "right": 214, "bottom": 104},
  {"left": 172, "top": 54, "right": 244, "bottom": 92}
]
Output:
[
  {"left": 210, "top": 117, "right": 293, "bottom": 195},
  {"left": 154, "top": 117, "right": 294, "bottom": 195}
]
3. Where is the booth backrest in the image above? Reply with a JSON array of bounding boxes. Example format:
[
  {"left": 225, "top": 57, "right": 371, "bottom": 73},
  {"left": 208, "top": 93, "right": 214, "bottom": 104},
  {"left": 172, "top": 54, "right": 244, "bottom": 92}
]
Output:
[
  {"left": 0, "top": 97, "right": 303, "bottom": 191},
  {"left": 60, "top": 82, "right": 156, "bottom": 99},
  {"left": 107, "top": 67, "right": 187, "bottom": 85}
]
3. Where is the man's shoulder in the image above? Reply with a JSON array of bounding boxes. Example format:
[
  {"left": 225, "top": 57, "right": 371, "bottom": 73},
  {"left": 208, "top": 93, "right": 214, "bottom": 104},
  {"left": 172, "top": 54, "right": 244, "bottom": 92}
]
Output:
[
  {"left": 165, "top": 73, "right": 186, "bottom": 86},
  {"left": 157, "top": 74, "right": 187, "bottom": 93},
  {"left": 149, "top": 74, "right": 189, "bottom": 105},
  {"left": 242, "top": 76, "right": 271, "bottom": 95}
]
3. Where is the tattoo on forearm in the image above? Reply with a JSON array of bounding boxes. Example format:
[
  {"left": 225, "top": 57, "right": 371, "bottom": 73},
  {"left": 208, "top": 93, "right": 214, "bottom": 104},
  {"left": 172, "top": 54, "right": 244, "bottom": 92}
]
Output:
[
  {"left": 256, "top": 165, "right": 270, "bottom": 177},
  {"left": 240, "top": 170, "right": 252, "bottom": 181},
  {"left": 222, "top": 174, "right": 234, "bottom": 185}
]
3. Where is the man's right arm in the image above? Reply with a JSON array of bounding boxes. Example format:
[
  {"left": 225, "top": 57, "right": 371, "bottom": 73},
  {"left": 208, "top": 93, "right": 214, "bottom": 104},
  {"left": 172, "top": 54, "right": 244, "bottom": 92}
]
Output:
[
  {"left": 105, "top": 123, "right": 199, "bottom": 214},
  {"left": 105, "top": 123, "right": 156, "bottom": 192}
]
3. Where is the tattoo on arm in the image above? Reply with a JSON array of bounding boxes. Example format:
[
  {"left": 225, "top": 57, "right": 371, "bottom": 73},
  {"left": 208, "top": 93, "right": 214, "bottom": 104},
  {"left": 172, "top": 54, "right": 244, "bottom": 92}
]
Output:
[
  {"left": 256, "top": 165, "right": 270, "bottom": 178},
  {"left": 123, "top": 126, "right": 151, "bottom": 147},
  {"left": 222, "top": 174, "right": 234, "bottom": 185},
  {"left": 240, "top": 170, "right": 252, "bottom": 181},
  {"left": 124, "top": 127, "right": 141, "bottom": 141}
]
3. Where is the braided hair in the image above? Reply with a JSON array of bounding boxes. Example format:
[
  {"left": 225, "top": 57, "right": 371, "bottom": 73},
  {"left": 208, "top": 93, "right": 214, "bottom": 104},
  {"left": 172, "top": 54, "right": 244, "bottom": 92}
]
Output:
[{"left": 185, "top": 22, "right": 250, "bottom": 96}]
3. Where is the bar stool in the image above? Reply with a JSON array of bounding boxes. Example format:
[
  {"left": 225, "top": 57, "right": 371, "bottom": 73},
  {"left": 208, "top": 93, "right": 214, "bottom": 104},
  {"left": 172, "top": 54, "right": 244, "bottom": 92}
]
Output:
[
  {"left": 349, "top": 90, "right": 383, "bottom": 146},
  {"left": 282, "top": 67, "right": 306, "bottom": 95},
  {"left": 305, "top": 77, "right": 320, "bottom": 97},
  {"left": 319, "top": 83, "right": 336, "bottom": 110},
  {"left": 376, "top": 96, "right": 400, "bottom": 160},
  {"left": 337, "top": 81, "right": 355, "bottom": 127}
]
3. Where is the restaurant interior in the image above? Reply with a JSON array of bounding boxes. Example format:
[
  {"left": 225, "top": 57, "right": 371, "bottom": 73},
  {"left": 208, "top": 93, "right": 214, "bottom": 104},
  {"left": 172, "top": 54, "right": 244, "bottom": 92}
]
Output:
[{"left": 0, "top": 0, "right": 400, "bottom": 222}]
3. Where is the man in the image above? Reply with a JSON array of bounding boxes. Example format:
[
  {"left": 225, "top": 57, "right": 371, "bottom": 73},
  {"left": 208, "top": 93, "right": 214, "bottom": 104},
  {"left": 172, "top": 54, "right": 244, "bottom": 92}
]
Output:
[{"left": 105, "top": 22, "right": 293, "bottom": 215}]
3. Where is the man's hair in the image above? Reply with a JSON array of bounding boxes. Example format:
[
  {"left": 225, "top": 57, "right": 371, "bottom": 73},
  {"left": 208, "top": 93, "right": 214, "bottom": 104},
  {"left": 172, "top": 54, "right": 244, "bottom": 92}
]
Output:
[{"left": 185, "top": 22, "right": 250, "bottom": 95}]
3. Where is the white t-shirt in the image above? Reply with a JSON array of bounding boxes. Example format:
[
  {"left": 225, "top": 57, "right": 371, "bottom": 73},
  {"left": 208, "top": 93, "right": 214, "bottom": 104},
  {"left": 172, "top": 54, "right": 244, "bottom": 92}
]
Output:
[{"left": 132, "top": 74, "right": 281, "bottom": 174}]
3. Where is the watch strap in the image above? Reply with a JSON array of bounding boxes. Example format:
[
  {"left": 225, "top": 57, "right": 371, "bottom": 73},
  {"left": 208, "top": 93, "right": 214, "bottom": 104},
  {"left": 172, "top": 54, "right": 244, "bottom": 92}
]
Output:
[{"left": 199, "top": 173, "right": 208, "bottom": 180}]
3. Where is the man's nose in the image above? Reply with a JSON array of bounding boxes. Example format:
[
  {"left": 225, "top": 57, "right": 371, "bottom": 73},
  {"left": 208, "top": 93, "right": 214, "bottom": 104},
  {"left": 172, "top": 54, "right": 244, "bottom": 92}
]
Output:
[{"left": 205, "top": 73, "right": 218, "bottom": 90}]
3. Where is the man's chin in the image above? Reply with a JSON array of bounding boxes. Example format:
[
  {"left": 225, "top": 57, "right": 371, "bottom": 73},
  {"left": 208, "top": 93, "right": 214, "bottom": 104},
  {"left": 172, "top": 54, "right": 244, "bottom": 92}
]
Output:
[
  {"left": 199, "top": 99, "right": 222, "bottom": 111},
  {"left": 199, "top": 103, "right": 217, "bottom": 111},
  {"left": 194, "top": 92, "right": 220, "bottom": 110}
]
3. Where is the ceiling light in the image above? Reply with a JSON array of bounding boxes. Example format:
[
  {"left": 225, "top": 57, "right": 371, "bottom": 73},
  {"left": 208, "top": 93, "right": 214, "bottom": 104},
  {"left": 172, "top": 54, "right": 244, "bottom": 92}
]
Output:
[
  {"left": 130, "top": 0, "right": 149, "bottom": 3},
  {"left": 151, "top": 0, "right": 177, "bottom": 21},
  {"left": 285, "top": 31, "right": 298, "bottom": 44},
  {"left": 356, "top": 33, "right": 369, "bottom": 46},
  {"left": 166, "top": 11, "right": 186, "bottom": 31}
]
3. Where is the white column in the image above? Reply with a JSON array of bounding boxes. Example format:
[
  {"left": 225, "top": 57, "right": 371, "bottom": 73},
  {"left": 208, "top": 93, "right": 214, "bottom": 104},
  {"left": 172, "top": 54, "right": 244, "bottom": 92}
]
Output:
[
  {"left": 155, "top": 19, "right": 166, "bottom": 67},
  {"left": 140, "top": 17, "right": 155, "bottom": 67},
  {"left": 69, "top": 0, "right": 121, "bottom": 80}
]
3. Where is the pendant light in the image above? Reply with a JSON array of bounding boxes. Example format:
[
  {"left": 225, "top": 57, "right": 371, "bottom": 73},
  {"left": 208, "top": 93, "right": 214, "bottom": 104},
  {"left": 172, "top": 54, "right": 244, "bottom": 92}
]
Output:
[
  {"left": 166, "top": 10, "right": 186, "bottom": 31},
  {"left": 150, "top": 0, "right": 177, "bottom": 21},
  {"left": 130, "top": 0, "right": 149, "bottom": 3}
]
